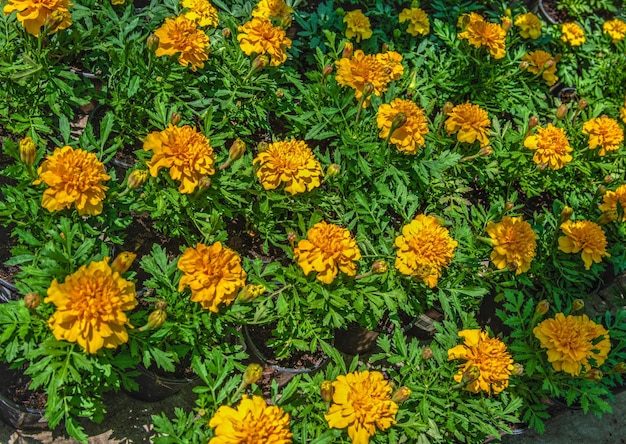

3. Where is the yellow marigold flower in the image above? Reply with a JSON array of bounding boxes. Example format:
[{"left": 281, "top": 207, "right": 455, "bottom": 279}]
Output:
[
  {"left": 181, "top": 0, "right": 218, "bottom": 28},
  {"left": 375, "top": 50, "right": 404, "bottom": 82},
  {"left": 143, "top": 124, "right": 215, "bottom": 194},
  {"left": 335, "top": 50, "right": 390, "bottom": 108},
  {"left": 237, "top": 17, "right": 292, "bottom": 66},
  {"left": 561, "top": 22, "right": 585, "bottom": 46},
  {"left": 558, "top": 220, "right": 610, "bottom": 269},
  {"left": 582, "top": 116, "right": 624, "bottom": 156},
  {"left": 253, "top": 139, "right": 322, "bottom": 194},
  {"left": 343, "top": 9, "right": 372, "bottom": 42},
  {"left": 524, "top": 123, "right": 572, "bottom": 170},
  {"left": 252, "top": 0, "right": 293, "bottom": 28},
  {"left": 448, "top": 329, "right": 515, "bottom": 394},
  {"left": 44, "top": 258, "right": 137, "bottom": 354},
  {"left": 325, "top": 370, "right": 398, "bottom": 444},
  {"left": 486, "top": 216, "right": 537, "bottom": 274},
  {"left": 154, "top": 15, "right": 210, "bottom": 71},
  {"left": 209, "top": 395, "right": 292, "bottom": 444},
  {"left": 458, "top": 12, "right": 506, "bottom": 59},
  {"left": 3, "top": 0, "right": 72, "bottom": 36},
  {"left": 294, "top": 221, "right": 362, "bottom": 284},
  {"left": 377, "top": 98, "right": 429, "bottom": 154},
  {"left": 399, "top": 7, "right": 430, "bottom": 36},
  {"left": 514, "top": 12, "right": 542, "bottom": 39},
  {"left": 177, "top": 242, "right": 247, "bottom": 313},
  {"left": 603, "top": 18, "right": 626, "bottom": 43},
  {"left": 521, "top": 50, "right": 558, "bottom": 86},
  {"left": 394, "top": 214, "right": 458, "bottom": 288},
  {"left": 445, "top": 101, "right": 491, "bottom": 146},
  {"left": 533, "top": 313, "right": 611, "bottom": 376},
  {"left": 599, "top": 184, "right": 626, "bottom": 223},
  {"left": 33, "top": 146, "right": 110, "bottom": 216}
]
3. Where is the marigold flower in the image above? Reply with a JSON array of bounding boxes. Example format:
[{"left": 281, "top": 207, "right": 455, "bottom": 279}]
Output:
[
  {"left": 209, "top": 395, "right": 292, "bottom": 444},
  {"left": 599, "top": 184, "right": 626, "bottom": 223},
  {"left": 533, "top": 313, "right": 611, "bottom": 376},
  {"left": 377, "top": 98, "right": 429, "bottom": 154},
  {"left": 325, "top": 370, "right": 398, "bottom": 444},
  {"left": 582, "top": 116, "right": 624, "bottom": 156},
  {"left": 253, "top": 139, "right": 322, "bottom": 194},
  {"left": 238, "top": 17, "right": 292, "bottom": 66},
  {"left": 3, "top": 0, "right": 72, "bottom": 36},
  {"left": 143, "top": 124, "right": 215, "bottom": 194},
  {"left": 514, "top": 12, "right": 542, "bottom": 39},
  {"left": 521, "top": 50, "right": 558, "bottom": 86},
  {"left": 252, "top": 0, "right": 293, "bottom": 28},
  {"left": 294, "top": 221, "right": 362, "bottom": 284},
  {"left": 177, "top": 242, "right": 247, "bottom": 313},
  {"left": 448, "top": 329, "right": 515, "bottom": 394},
  {"left": 33, "top": 146, "right": 110, "bottom": 216},
  {"left": 458, "top": 12, "right": 506, "bottom": 59},
  {"left": 399, "top": 7, "right": 430, "bottom": 36},
  {"left": 343, "top": 9, "right": 372, "bottom": 42},
  {"left": 181, "top": 0, "right": 218, "bottom": 28},
  {"left": 561, "top": 22, "right": 585, "bottom": 46},
  {"left": 335, "top": 50, "right": 397, "bottom": 107},
  {"left": 603, "top": 18, "right": 626, "bottom": 43},
  {"left": 375, "top": 51, "right": 404, "bottom": 82},
  {"left": 486, "top": 216, "right": 537, "bottom": 274},
  {"left": 44, "top": 258, "right": 137, "bottom": 354},
  {"left": 154, "top": 15, "right": 210, "bottom": 71},
  {"left": 445, "top": 101, "right": 491, "bottom": 146},
  {"left": 394, "top": 214, "right": 458, "bottom": 288},
  {"left": 524, "top": 123, "right": 572, "bottom": 170},
  {"left": 19, "top": 136, "right": 36, "bottom": 167},
  {"left": 558, "top": 220, "right": 610, "bottom": 269}
]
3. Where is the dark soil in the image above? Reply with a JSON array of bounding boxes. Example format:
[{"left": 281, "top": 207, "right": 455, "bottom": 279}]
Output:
[
  {"left": 0, "top": 364, "right": 47, "bottom": 412},
  {"left": 539, "top": 0, "right": 571, "bottom": 24}
]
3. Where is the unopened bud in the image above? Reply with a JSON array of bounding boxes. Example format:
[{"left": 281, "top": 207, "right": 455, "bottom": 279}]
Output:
[
  {"left": 604, "top": 175, "right": 613, "bottom": 183},
  {"left": 442, "top": 102, "right": 454, "bottom": 115},
  {"left": 597, "top": 212, "right": 613, "bottom": 226},
  {"left": 198, "top": 408, "right": 207, "bottom": 417},
  {"left": 421, "top": 346, "right": 433, "bottom": 360},
  {"left": 537, "top": 162, "right": 548, "bottom": 171},
  {"left": 528, "top": 116, "right": 539, "bottom": 130},
  {"left": 371, "top": 260, "right": 388, "bottom": 275},
  {"left": 287, "top": 231, "right": 297, "bottom": 246},
  {"left": 275, "top": 89, "right": 284, "bottom": 98},
  {"left": 111, "top": 251, "right": 137, "bottom": 274},
  {"left": 127, "top": 170, "right": 149, "bottom": 190},
  {"left": 362, "top": 82, "right": 375, "bottom": 98},
  {"left": 555, "top": 104, "right": 568, "bottom": 120},
  {"left": 257, "top": 141, "right": 269, "bottom": 153},
  {"left": 596, "top": 185, "right": 607, "bottom": 197},
  {"left": 44, "top": 10, "right": 66, "bottom": 33},
  {"left": 504, "top": 201, "right": 514, "bottom": 211},
  {"left": 139, "top": 309, "right": 167, "bottom": 331},
  {"left": 154, "top": 299, "right": 168, "bottom": 311},
  {"left": 237, "top": 284, "right": 266, "bottom": 303},
  {"left": 221, "top": 28, "right": 231, "bottom": 38},
  {"left": 391, "top": 386, "right": 411, "bottom": 403},
  {"left": 197, "top": 176, "right": 212, "bottom": 191},
  {"left": 506, "top": 261, "right": 518, "bottom": 272},
  {"left": 320, "top": 380, "right": 334, "bottom": 402},
  {"left": 24, "top": 293, "right": 41, "bottom": 310},
  {"left": 577, "top": 99, "right": 588, "bottom": 110},
  {"left": 559, "top": 206, "right": 573, "bottom": 224},
  {"left": 512, "top": 363, "right": 524, "bottom": 376},
  {"left": 322, "top": 65, "right": 333, "bottom": 77},
  {"left": 519, "top": 61, "right": 529, "bottom": 70},
  {"left": 243, "top": 363, "right": 263, "bottom": 385},
  {"left": 170, "top": 112, "right": 182, "bottom": 126},
  {"left": 478, "top": 145, "right": 493, "bottom": 156},
  {"left": 326, "top": 163, "right": 341, "bottom": 178},
  {"left": 536, "top": 300, "right": 550, "bottom": 315},
  {"left": 228, "top": 138, "right": 246, "bottom": 162},
  {"left": 572, "top": 299, "right": 584, "bottom": 311},
  {"left": 391, "top": 112, "right": 408, "bottom": 131},
  {"left": 501, "top": 16, "right": 512, "bottom": 33},
  {"left": 251, "top": 54, "right": 269, "bottom": 73},
  {"left": 543, "top": 59, "right": 554, "bottom": 69},
  {"left": 19, "top": 137, "right": 36, "bottom": 167},
  {"left": 462, "top": 366, "right": 480, "bottom": 384},
  {"left": 613, "top": 362, "right": 626, "bottom": 374},
  {"left": 146, "top": 34, "right": 159, "bottom": 52},
  {"left": 341, "top": 42, "right": 353, "bottom": 59},
  {"left": 583, "top": 369, "right": 603, "bottom": 382},
  {"left": 381, "top": 43, "right": 390, "bottom": 53},
  {"left": 553, "top": 54, "right": 562, "bottom": 63}
]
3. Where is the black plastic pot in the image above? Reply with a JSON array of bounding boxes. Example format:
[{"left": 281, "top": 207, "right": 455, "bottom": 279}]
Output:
[
  {"left": 0, "top": 364, "right": 48, "bottom": 430},
  {"left": 125, "top": 364, "right": 198, "bottom": 402},
  {"left": 0, "top": 278, "right": 18, "bottom": 303}
]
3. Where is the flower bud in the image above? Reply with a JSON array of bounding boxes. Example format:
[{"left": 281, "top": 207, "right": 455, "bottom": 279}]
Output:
[
  {"left": 221, "top": 28, "right": 231, "bottom": 39},
  {"left": 381, "top": 43, "right": 390, "bottom": 53},
  {"left": 257, "top": 141, "right": 269, "bottom": 153},
  {"left": 506, "top": 261, "right": 518, "bottom": 272},
  {"left": 322, "top": 65, "right": 333, "bottom": 77},
  {"left": 504, "top": 201, "right": 514, "bottom": 212},
  {"left": 421, "top": 346, "right": 433, "bottom": 360},
  {"left": 170, "top": 112, "right": 182, "bottom": 126},
  {"left": 287, "top": 231, "right": 297, "bottom": 245},
  {"left": 553, "top": 54, "right": 562, "bottom": 63},
  {"left": 111, "top": 251, "right": 137, "bottom": 274},
  {"left": 371, "top": 260, "right": 388, "bottom": 275},
  {"left": 197, "top": 176, "right": 212, "bottom": 191},
  {"left": 19, "top": 137, "right": 36, "bottom": 167},
  {"left": 229, "top": 138, "right": 246, "bottom": 162},
  {"left": 127, "top": 170, "right": 149, "bottom": 190},
  {"left": 536, "top": 300, "right": 550, "bottom": 315},
  {"left": 320, "top": 380, "right": 334, "bottom": 402},
  {"left": 146, "top": 34, "right": 159, "bottom": 52},
  {"left": 583, "top": 369, "right": 603, "bottom": 382},
  {"left": 596, "top": 185, "right": 607, "bottom": 197},
  {"left": 362, "top": 82, "right": 375, "bottom": 98},
  {"left": 519, "top": 61, "right": 529, "bottom": 70},
  {"left": 555, "top": 104, "right": 568, "bottom": 120},
  {"left": 512, "top": 363, "right": 524, "bottom": 376},
  {"left": 24, "top": 293, "right": 41, "bottom": 310},
  {"left": 528, "top": 116, "right": 539, "bottom": 130},
  {"left": 501, "top": 16, "right": 512, "bottom": 33},
  {"left": 391, "top": 112, "right": 408, "bottom": 131},
  {"left": 559, "top": 206, "right": 573, "bottom": 224},
  {"left": 613, "top": 362, "right": 626, "bottom": 374},
  {"left": 543, "top": 59, "right": 554, "bottom": 69},
  {"left": 478, "top": 145, "right": 493, "bottom": 156},
  {"left": 391, "top": 386, "right": 411, "bottom": 403},
  {"left": 326, "top": 163, "right": 341, "bottom": 178},
  {"left": 536, "top": 162, "right": 548, "bottom": 171},
  {"left": 604, "top": 175, "right": 613, "bottom": 184},
  {"left": 243, "top": 363, "right": 263, "bottom": 385},
  {"left": 198, "top": 408, "right": 207, "bottom": 417},
  {"left": 462, "top": 366, "right": 480, "bottom": 383},
  {"left": 577, "top": 99, "right": 588, "bottom": 110},
  {"left": 275, "top": 89, "right": 284, "bottom": 98},
  {"left": 572, "top": 299, "right": 584, "bottom": 311},
  {"left": 44, "top": 10, "right": 66, "bottom": 34},
  {"left": 341, "top": 42, "right": 353, "bottom": 59},
  {"left": 251, "top": 54, "right": 269, "bottom": 73},
  {"left": 597, "top": 212, "right": 613, "bottom": 226},
  {"left": 238, "top": 284, "right": 266, "bottom": 303},
  {"left": 442, "top": 102, "right": 454, "bottom": 115},
  {"left": 139, "top": 309, "right": 167, "bottom": 331},
  {"left": 155, "top": 298, "right": 168, "bottom": 311}
]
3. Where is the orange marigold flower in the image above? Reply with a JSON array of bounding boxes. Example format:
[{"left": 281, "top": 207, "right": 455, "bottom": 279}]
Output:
[
  {"left": 252, "top": 0, "right": 293, "bottom": 28},
  {"left": 533, "top": 313, "right": 611, "bottom": 376},
  {"left": 561, "top": 22, "right": 585, "bottom": 46},
  {"left": 253, "top": 139, "right": 322, "bottom": 194},
  {"left": 45, "top": 258, "right": 137, "bottom": 354},
  {"left": 486, "top": 216, "right": 537, "bottom": 274},
  {"left": 238, "top": 17, "right": 292, "bottom": 66},
  {"left": 335, "top": 50, "right": 388, "bottom": 107},
  {"left": 514, "top": 12, "right": 542, "bottom": 39},
  {"left": 375, "top": 50, "right": 404, "bottom": 82},
  {"left": 343, "top": 9, "right": 372, "bottom": 42},
  {"left": 582, "top": 115, "right": 624, "bottom": 156},
  {"left": 599, "top": 184, "right": 626, "bottom": 223},
  {"left": 177, "top": 242, "right": 247, "bottom": 312},
  {"left": 445, "top": 101, "right": 491, "bottom": 146},
  {"left": 209, "top": 395, "right": 292, "bottom": 444},
  {"left": 325, "top": 370, "right": 398, "bottom": 444},
  {"left": 603, "top": 18, "right": 626, "bottom": 43},
  {"left": 33, "top": 146, "right": 110, "bottom": 216},
  {"left": 558, "top": 220, "right": 609, "bottom": 269},
  {"left": 521, "top": 50, "right": 558, "bottom": 86},
  {"left": 448, "top": 329, "right": 515, "bottom": 394},
  {"left": 394, "top": 214, "right": 458, "bottom": 288},
  {"left": 458, "top": 12, "right": 506, "bottom": 59},
  {"left": 399, "top": 7, "right": 430, "bottom": 36},
  {"left": 294, "top": 221, "right": 362, "bottom": 284},
  {"left": 181, "top": 0, "right": 218, "bottom": 28},
  {"left": 143, "top": 124, "right": 215, "bottom": 194},
  {"left": 154, "top": 15, "right": 210, "bottom": 71},
  {"left": 3, "top": 0, "right": 72, "bottom": 36},
  {"left": 524, "top": 123, "right": 572, "bottom": 170},
  {"left": 377, "top": 98, "right": 429, "bottom": 154}
]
